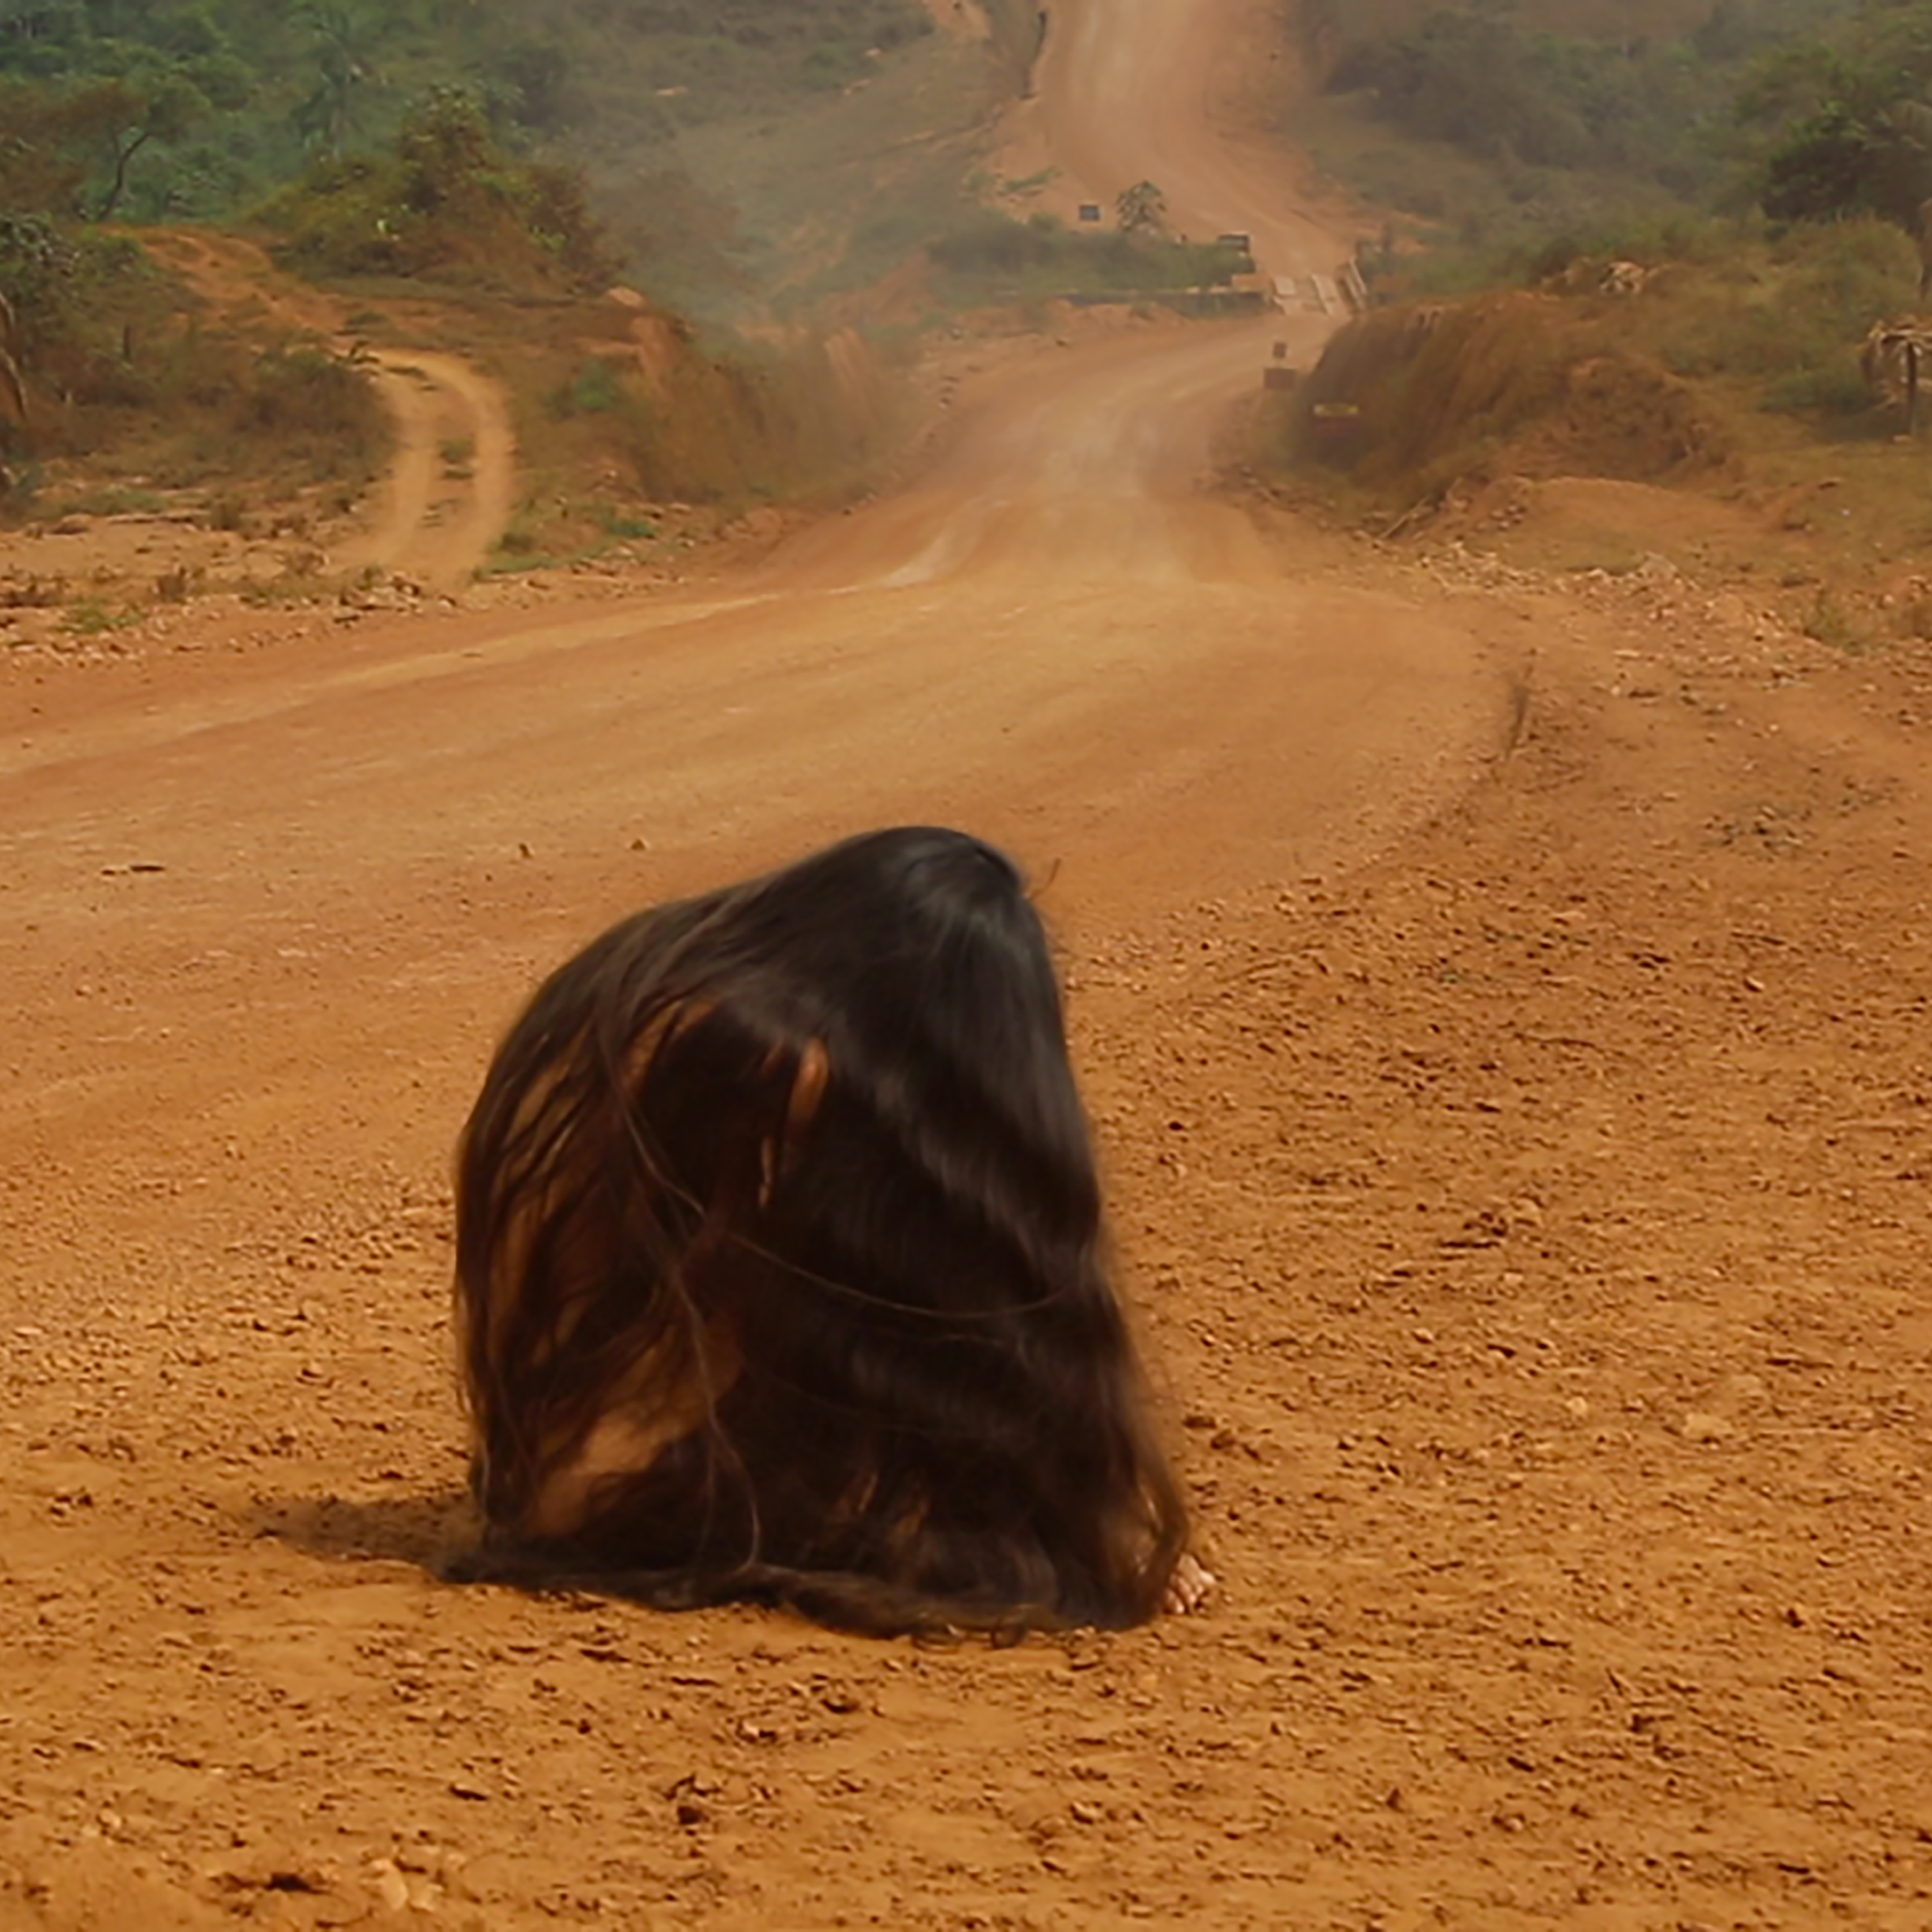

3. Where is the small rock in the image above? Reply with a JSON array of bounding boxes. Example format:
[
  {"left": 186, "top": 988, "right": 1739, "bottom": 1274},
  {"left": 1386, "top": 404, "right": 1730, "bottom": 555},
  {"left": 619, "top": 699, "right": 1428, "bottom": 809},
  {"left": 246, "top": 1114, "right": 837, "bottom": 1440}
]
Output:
[
  {"left": 1680, "top": 1412, "right": 1734, "bottom": 1444},
  {"left": 371, "top": 1859, "right": 411, "bottom": 1913}
]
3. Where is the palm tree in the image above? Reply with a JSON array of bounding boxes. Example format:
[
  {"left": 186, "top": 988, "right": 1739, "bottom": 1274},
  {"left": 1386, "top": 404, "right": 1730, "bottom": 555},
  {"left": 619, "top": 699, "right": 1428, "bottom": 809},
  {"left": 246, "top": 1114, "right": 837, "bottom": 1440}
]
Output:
[
  {"left": 295, "top": 4, "right": 380, "bottom": 158},
  {"left": 0, "top": 290, "right": 28, "bottom": 429}
]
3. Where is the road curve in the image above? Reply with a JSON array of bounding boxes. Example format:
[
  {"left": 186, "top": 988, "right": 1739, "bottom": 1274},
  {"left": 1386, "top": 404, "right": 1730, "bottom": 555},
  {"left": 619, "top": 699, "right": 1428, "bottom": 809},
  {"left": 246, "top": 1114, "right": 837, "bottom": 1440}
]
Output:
[
  {"left": 9, "top": 14, "right": 1916, "bottom": 1927},
  {"left": 331, "top": 350, "right": 518, "bottom": 594},
  {"left": 140, "top": 230, "right": 517, "bottom": 592},
  {"left": 0, "top": 11, "right": 1524, "bottom": 1923},
  {"left": 5, "top": 0, "right": 1519, "bottom": 1167},
  {"left": 1030, "top": 0, "right": 1343, "bottom": 283}
]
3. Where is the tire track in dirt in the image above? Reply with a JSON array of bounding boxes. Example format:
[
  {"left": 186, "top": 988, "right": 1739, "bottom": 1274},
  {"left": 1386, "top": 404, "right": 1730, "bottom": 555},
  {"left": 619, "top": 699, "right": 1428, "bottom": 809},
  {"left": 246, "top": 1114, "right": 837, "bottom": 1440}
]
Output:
[{"left": 142, "top": 231, "right": 516, "bottom": 592}]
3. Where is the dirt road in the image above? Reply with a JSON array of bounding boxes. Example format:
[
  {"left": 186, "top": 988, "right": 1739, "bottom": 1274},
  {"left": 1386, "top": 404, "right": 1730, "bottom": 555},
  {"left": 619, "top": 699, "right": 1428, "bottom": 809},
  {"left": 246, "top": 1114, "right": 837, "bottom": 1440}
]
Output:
[
  {"left": 6, "top": 1, "right": 1932, "bottom": 1928},
  {"left": 1000, "top": 0, "right": 1349, "bottom": 280},
  {"left": 143, "top": 233, "right": 516, "bottom": 593}
]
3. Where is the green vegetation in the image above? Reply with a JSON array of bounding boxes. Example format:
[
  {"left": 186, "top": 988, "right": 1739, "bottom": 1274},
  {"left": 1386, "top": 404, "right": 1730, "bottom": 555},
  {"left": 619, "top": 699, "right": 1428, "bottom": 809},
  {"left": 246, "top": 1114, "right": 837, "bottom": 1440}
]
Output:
[
  {"left": 260, "top": 89, "right": 614, "bottom": 295},
  {"left": 1257, "top": 5, "right": 1932, "bottom": 647},
  {"left": 0, "top": 0, "right": 985, "bottom": 329},
  {"left": 1741, "top": 2, "right": 1932, "bottom": 229},
  {"left": 0, "top": 0, "right": 1020, "bottom": 540},
  {"left": 0, "top": 0, "right": 1052, "bottom": 338},
  {"left": 925, "top": 211, "right": 1248, "bottom": 304},
  {"left": 0, "top": 205, "right": 385, "bottom": 514},
  {"left": 1, "top": 295, "right": 390, "bottom": 509},
  {"left": 1330, "top": 14, "right": 1714, "bottom": 190},
  {"left": 0, "top": 0, "right": 940, "bottom": 223},
  {"left": 1296, "top": 0, "right": 1932, "bottom": 444},
  {"left": 1260, "top": 215, "right": 1924, "bottom": 524},
  {"left": 547, "top": 357, "right": 627, "bottom": 420},
  {"left": 1652, "top": 214, "right": 1920, "bottom": 413},
  {"left": 1298, "top": 1, "right": 1879, "bottom": 255},
  {"left": 0, "top": 69, "right": 387, "bottom": 497},
  {"left": 59, "top": 594, "right": 141, "bottom": 635}
]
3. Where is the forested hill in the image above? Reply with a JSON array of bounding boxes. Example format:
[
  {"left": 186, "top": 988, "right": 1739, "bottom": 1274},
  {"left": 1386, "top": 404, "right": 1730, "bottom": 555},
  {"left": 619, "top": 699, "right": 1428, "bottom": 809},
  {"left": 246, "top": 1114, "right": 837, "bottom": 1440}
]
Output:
[
  {"left": 1264, "top": 0, "right": 1932, "bottom": 554},
  {"left": 0, "top": 0, "right": 945, "bottom": 225},
  {"left": 1300, "top": 0, "right": 1932, "bottom": 244},
  {"left": 1304, "top": 0, "right": 1844, "bottom": 43}
]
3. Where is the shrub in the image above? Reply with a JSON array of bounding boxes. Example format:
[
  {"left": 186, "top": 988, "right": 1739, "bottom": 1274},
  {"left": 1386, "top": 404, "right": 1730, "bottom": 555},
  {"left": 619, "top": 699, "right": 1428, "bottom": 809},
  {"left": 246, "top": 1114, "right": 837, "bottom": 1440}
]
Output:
[
  {"left": 243, "top": 346, "right": 382, "bottom": 441},
  {"left": 1660, "top": 215, "right": 1916, "bottom": 415},
  {"left": 925, "top": 210, "right": 1240, "bottom": 298},
  {"left": 547, "top": 357, "right": 626, "bottom": 418},
  {"left": 263, "top": 91, "right": 615, "bottom": 297}
]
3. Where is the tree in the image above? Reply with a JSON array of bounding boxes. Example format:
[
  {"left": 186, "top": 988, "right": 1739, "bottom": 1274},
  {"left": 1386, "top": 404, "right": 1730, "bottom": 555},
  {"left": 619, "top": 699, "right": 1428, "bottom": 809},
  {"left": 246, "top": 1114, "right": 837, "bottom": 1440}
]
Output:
[
  {"left": 267, "top": 88, "right": 615, "bottom": 295},
  {"left": 0, "top": 210, "right": 80, "bottom": 439},
  {"left": 0, "top": 288, "right": 26, "bottom": 429},
  {"left": 293, "top": 4, "right": 379, "bottom": 160},
  {"left": 396, "top": 86, "right": 497, "bottom": 217},
  {"left": 89, "top": 69, "right": 210, "bottom": 220},
  {"left": 1739, "top": 4, "right": 1932, "bottom": 230},
  {"left": 0, "top": 209, "right": 78, "bottom": 330}
]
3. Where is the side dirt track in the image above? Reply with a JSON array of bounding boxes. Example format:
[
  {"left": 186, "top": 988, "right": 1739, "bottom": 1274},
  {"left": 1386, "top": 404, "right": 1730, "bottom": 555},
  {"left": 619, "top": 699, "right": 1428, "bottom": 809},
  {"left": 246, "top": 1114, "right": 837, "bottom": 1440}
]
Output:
[
  {"left": 6, "top": 0, "right": 1932, "bottom": 1927},
  {"left": 141, "top": 231, "right": 517, "bottom": 594}
]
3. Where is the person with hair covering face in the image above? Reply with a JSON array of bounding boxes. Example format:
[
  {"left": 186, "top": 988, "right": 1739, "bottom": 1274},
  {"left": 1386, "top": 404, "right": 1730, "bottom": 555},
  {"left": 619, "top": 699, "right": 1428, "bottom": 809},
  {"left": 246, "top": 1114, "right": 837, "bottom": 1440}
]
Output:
[{"left": 449, "top": 826, "right": 1213, "bottom": 1635}]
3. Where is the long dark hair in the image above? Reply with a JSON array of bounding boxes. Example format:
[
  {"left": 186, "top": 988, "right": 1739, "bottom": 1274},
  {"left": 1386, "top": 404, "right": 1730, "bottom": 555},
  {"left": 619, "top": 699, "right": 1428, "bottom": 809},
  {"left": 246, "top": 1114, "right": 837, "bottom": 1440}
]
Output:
[{"left": 451, "top": 826, "right": 1187, "bottom": 1634}]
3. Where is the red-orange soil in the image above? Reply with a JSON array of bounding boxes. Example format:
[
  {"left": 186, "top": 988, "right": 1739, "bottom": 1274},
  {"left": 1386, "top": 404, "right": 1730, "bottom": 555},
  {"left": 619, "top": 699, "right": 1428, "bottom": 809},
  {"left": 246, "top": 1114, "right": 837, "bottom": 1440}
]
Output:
[{"left": 4, "top": 1, "right": 1931, "bottom": 1926}]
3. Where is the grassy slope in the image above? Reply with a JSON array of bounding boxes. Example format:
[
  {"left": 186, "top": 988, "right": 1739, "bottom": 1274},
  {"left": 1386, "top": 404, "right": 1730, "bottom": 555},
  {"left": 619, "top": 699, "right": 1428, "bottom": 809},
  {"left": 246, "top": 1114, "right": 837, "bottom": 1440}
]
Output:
[
  {"left": 1285, "top": 0, "right": 1860, "bottom": 268},
  {"left": 0, "top": 1, "right": 1003, "bottom": 317},
  {"left": 1250, "top": 212, "right": 1932, "bottom": 656},
  {"left": 1319, "top": 1, "right": 1716, "bottom": 41},
  {"left": 598, "top": 29, "right": 999, "bottom": 321},
  {"left": 0, "top": 3, "right": 1017, "bottom": 546}
]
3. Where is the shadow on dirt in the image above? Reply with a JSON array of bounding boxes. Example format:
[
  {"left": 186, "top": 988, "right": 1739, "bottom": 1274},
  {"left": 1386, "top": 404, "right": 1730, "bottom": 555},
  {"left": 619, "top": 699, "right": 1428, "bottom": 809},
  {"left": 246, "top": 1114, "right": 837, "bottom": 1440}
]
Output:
[{"left": 248, "top": 1489, "right": 473, "bottom": 1575}]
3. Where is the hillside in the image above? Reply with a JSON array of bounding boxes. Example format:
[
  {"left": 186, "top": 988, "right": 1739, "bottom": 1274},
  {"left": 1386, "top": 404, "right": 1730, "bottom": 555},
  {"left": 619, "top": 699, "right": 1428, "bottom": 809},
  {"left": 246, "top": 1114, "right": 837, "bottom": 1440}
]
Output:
[
  {"left": 1242, "top": 222, "right": 1932, "bottom": 683},
  {"left": 1239, "top": 1, "right": 1932, "bottom": 626},
  {"left": 1288, "top": 0, "right": 1866, "bottom": 255},
  {"left": 0, "top": 0, "right": 947, "bottom": 218},
  {"left": 0, "top": 0, "right": 1010, "bottom": 319},
  {"left": 0, "top": 0, "right": 1039, "bottom": 586}
]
